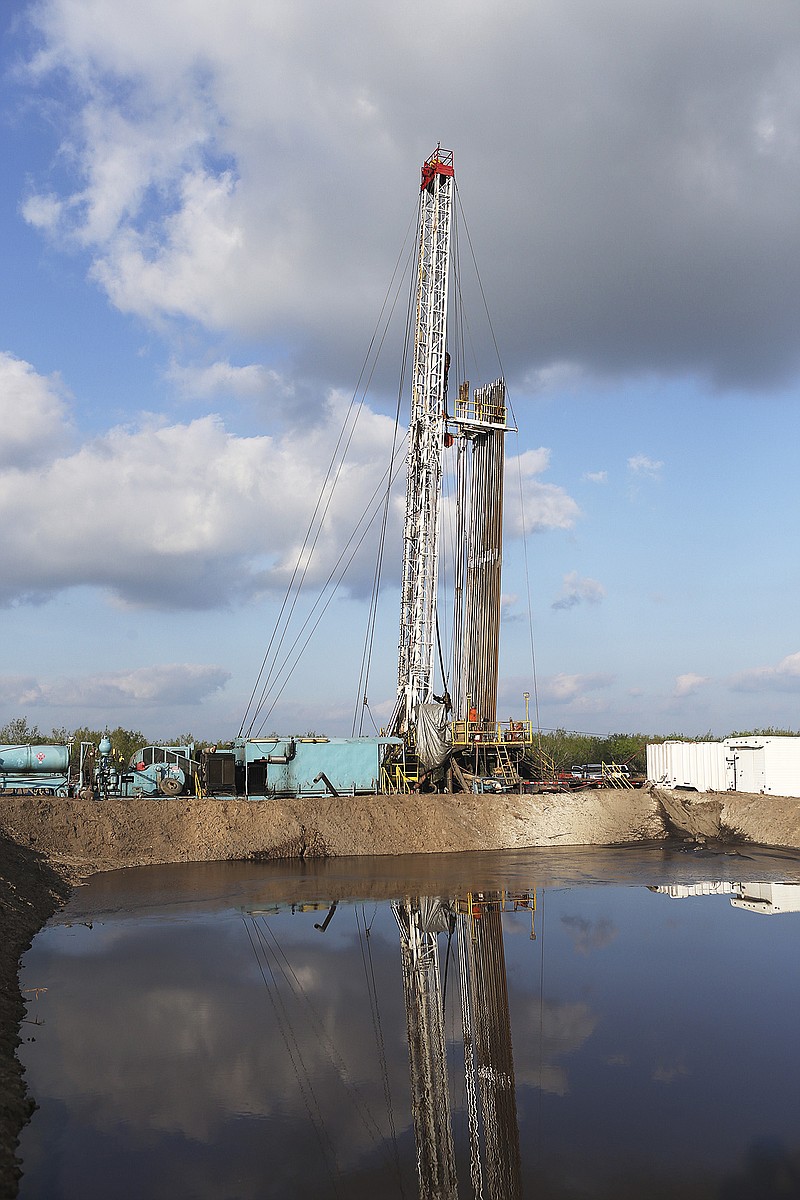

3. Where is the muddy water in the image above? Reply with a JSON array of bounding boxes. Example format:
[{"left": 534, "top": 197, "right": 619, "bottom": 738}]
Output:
[{"left": 16, "top": 846, "right": 800, "bottom": 1199}]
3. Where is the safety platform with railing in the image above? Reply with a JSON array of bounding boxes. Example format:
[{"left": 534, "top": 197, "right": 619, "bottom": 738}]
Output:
[
  {"left": 452, "top": 379, "right": 508, "bottom": 430},
  {"left": 450, "top": 717, "right": 533, "bottom": 748}
]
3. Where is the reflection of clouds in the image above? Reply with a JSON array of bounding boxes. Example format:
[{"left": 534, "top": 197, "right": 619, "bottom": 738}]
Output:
[
  {"left": 517, "top": 999, "right": 598, "bottom": 1096},
  {"left": 26, "top": 915, "right": 413, "bottom": 1169},
  {"left": 561, "top": 913, "right": 618, "bottom": 955},
  {"left": 653, "top": 1059, "right": 689, "bottom": 1084}
]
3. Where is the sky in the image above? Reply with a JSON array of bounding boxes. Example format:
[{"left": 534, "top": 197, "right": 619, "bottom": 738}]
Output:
[{"left": 2, "top": 0, "right": 800, "bottom": 743}]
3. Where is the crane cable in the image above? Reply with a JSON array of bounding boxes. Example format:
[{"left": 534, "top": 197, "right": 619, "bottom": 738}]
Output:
[
  {"left": 242, "top": 916, "right": 342, "bottom": 1195},
  {"left": 352, "top": 202, "right": 420, "bottom": 735},
  {"left": 239, "top": 203, "right": 419, "bottom": 739},
  {"left": 245, "top": 913, "right": 403, "bottom": 1183},
  {"left": 355, "top": 904, "right": 407, "bottom": 1197},
  {"left": 252, "top": 441, "right": 409, "bottom": 736},
  {"left": 246, "top": 314, "right": 408, "bottom": 737}
]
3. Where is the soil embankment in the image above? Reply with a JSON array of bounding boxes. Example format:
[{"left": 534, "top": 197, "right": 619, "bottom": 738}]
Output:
[
  {"left": 2, "top": 784, "right": 800, "bottom": 1197},
  {"left": 0, "top": 787, "right": 667, "bottom": 872}
]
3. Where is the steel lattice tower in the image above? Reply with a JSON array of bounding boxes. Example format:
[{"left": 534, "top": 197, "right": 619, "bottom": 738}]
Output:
[{"left": 396, "top": 147, "right": 455, "bottom": 734}]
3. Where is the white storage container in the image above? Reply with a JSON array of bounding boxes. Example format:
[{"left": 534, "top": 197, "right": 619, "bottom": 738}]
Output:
[
  {"left": 724, "top": 736, "right": 800, "bottom": 798},
  {"left": 646, "top": 740, "right": 727, "bottom": 792}
]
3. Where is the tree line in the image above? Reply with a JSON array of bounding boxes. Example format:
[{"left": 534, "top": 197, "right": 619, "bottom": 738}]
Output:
[
  {"left": 533, "top": 727, "right": 799, "bottom": 773},
  {"left": 3, "top": 716, "right": 797, "bottom": 775},
  {"left": 0, "top": 717, "right": 217, "bottom": 768}
]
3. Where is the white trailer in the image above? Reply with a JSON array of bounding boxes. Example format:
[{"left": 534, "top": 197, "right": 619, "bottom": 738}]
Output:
[
  {"left": 646, "top": 740, "right": 728, "bottom": 792},
  {"left": 724, "top": 736, "right": 800, "bottom": 798}
]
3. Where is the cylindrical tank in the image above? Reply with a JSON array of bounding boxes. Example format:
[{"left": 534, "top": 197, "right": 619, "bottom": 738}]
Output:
[{"left": 0, "top": 744, "right": 70, "bottom": 773}]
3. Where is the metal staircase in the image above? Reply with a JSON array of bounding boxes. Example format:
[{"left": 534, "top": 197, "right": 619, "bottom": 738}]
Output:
[{"left": 494, "top": 742, "right": 519, "bottom": 788}]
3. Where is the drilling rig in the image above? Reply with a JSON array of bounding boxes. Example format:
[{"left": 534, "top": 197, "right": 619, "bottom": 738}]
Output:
[{"left": 387, "top": 148, "right": 543, "bottom": 795}]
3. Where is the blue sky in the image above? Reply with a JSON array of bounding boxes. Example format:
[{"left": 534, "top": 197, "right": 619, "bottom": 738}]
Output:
[{"left": 2, "top": 0, "right": 800, "bottom": 742}]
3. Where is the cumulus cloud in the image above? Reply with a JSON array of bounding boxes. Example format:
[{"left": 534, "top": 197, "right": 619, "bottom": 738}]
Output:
[
  {"left": 0, "top": 351, "right": 74, "bottom": 467},
  {"left": 499, "top": 593, "right": 520, "bottom": 624},
  {"left": 730, "top": 651, "right": 800, "bottom": 692},
  {"left": 583, "top": 470, "right": 607, "bottom": 484},
  {"left": 539, "top": 673, "right": 615, "bottom": 705},
  {"left": 627, "top": 454, "right": 663, "bottom": 479},
  {"left": 552, "top": 571, "right": 606, "bottom": 611},
  {"left": 522, "top": 361, "right": 588, "bottom": 395},
  {"left": 166, "top": 359, "right": 283, "bottom": 400},
  {"left": 21, "top": 0, "right": 800, "bottom": 389},
  {"left": 674, "top": 673, "right": 710, "bottom": 697},
  {"left": 504, "top": 449, "right": 580, "bottom": 536},
  {"left": 0, "top": 664, "right": 229, "bottom": 708},
  {"left": 0, "top": 358, "right": 399, "bottom": 609}
]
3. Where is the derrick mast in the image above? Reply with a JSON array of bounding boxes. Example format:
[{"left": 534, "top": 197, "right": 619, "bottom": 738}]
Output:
[{"left": 396, "top": 147, "right": 455, "bottom": 735}]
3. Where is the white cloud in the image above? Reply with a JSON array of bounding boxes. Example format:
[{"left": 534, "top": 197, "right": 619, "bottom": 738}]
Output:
[
  {"left": 0, "top": 664, "right": 230, "bottom": 708},
  {"left": 19, "top": 0, "right": 800, "bottom": 392},
  {"left": 20, "top": 192, "right": 63, "bottom": 231},
  {"left": 552, "top": 571, "right": 606, "bottom": 611},
  {"left": 0, "top": 352, "right": 74, "bottom": 467},
  {"left": 583, "top": 470, "right": 607, "bottom": 484},
  {"left": 166, "top": 359, "right": 285, "bottom": 400},
  {"left": 0, "top": 358, "right": 398, "bottom": 609},
  {"left": 505, "top": 449, "right": 580, "bottom": 536},
  {"left": 539, "top": 672, "right": 614, "bottom": 704},
  {"left": 89, "top": 170, "right": 246, "bottom": 328},
  {"left": 730, "top": 651, "right": 800, "bottom": 693},
  {"left": 500, "top": 593, "right": 520, "bottom": 623},
  {"left": 674, "top": 673, "right": 710, "bottom": 697},
  {"left": 522, "top": 361, "right": 587, "bottom": 395},
  {"left": 627, "top": 454, "right": 663, "bottom": 479}
]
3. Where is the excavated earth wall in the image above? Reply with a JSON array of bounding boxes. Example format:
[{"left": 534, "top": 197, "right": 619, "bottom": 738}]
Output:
[{"left": 2, "top": 785, "right": 800, "bottom": 1197}]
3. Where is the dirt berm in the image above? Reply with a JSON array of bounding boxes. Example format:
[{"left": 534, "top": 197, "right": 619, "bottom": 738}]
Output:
[{"left": 2, "top": 784, "right": 800, "bottom": 1197}]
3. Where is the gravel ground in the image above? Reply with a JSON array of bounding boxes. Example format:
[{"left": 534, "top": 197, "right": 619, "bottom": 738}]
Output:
[{"left": 2, "top": 785, "right": 799, "bottom": 1197}]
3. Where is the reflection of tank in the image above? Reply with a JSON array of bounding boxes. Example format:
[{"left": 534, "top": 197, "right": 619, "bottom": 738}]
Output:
[
  {"left": 0, "top": 743, "right": 71, "bottom": 794},
  {"left": 648, "top": 882, "right": 734, "bottom": 899},
  {"left": 730, "top": 882, "right": 800, "bottom": 915},
  {"left": 647, "top": 881, "right": 800, "bottom": 916}
]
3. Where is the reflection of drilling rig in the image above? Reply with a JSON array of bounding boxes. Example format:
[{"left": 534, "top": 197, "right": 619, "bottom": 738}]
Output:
[
  {"left": 393, "top": 899, "right": 458, "bottom": 1198},
  {"left": 394, "top": 892, "right": 528, "bottom": 1199},
  {"left": 456, "top": 894, "right": 523, "bottom": 1200}
]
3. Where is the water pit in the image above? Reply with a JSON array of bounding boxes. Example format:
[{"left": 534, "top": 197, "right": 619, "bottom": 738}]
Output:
[{"left": 16, "top": 845, "right": 800, "bottom": 1198}]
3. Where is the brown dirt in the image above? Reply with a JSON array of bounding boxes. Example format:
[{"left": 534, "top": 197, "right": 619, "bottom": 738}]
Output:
[{"left": 1, "top": 784, "right": 799, "bottom": 1197}]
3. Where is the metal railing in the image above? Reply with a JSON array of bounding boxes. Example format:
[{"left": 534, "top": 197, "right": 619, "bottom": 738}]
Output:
[{"left": 450, "top": 717, "right": 533, "bottom": 748}]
